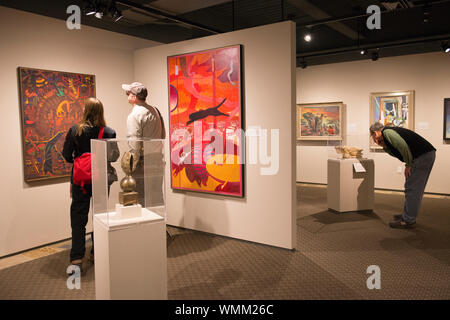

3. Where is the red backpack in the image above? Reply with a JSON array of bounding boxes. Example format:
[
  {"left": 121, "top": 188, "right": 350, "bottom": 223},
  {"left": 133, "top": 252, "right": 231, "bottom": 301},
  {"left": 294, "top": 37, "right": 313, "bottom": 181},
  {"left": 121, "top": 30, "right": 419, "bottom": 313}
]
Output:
[{"left": 73, "top": 127, "right": 104, "bottom": 193}]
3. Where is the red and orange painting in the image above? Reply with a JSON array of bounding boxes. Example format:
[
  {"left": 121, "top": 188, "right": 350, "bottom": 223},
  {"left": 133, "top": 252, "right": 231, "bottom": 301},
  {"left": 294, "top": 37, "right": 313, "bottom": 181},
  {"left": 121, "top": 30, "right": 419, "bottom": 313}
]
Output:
[
  {"left": 167, "top": 45, "right": 244, "bottom": 197},
  {"left": 18, "top": 67, "right": 95, "bottom": 181}
]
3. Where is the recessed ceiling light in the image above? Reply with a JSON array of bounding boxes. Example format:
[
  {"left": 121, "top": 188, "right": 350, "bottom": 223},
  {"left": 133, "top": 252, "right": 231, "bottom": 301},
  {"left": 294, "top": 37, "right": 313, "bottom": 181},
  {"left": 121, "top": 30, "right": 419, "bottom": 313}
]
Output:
[{"left": 304, "top": 34, "right": 312, "bottom": 42}]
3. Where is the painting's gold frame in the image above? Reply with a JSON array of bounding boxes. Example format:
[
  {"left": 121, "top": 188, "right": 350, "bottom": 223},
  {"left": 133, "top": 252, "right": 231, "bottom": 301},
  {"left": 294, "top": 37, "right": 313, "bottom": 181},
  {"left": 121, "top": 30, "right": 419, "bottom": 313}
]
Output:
[
  {"left": 369, "top": 90, "right": 414, "bottom": 150},
  {"left": 297, "top": 102, "right": 344, "bottom": 141}
]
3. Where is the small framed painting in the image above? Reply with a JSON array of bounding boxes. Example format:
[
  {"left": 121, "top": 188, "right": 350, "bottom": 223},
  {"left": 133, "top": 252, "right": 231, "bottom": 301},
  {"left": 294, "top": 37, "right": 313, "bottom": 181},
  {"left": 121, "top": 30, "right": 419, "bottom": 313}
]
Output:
[
  {"left": 297, "top": 102, "right": 344, "bottom": 140},
  {"left": 370, "top": 90, "right": 414, "bottom": 149}
]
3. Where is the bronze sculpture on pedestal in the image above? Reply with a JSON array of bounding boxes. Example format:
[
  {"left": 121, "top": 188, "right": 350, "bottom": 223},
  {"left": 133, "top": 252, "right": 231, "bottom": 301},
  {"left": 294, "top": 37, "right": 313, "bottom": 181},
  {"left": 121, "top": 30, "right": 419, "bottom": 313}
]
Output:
[{"left": 119, "top": 151, "right": 140, "bottom": 206}]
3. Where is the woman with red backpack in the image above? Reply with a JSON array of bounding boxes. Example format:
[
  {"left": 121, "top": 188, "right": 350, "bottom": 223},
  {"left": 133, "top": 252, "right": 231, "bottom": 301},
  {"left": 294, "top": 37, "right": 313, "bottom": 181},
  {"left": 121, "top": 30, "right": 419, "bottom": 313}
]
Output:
[{"left": 62, "top": 97, "right": 118, "bottom": 271}]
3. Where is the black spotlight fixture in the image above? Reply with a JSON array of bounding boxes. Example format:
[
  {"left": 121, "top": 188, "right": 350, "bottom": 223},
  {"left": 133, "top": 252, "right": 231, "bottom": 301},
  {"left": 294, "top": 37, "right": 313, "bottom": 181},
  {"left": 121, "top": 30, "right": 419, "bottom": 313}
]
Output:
[
  {"left": 423, "top": 2, "right": 431, "bottom": 23},
  {"left": 371, "top": 50, "right": 379, "bottom": 61},
  {"left": 84, "top": 0, "right": 123, "bottom": 22},
  {"left": 112, "top": 9, "right": 123, "bottom": 22},
  {"left": 299, "top": 58, "right": 307, "bottom": 69},
  {"left": 109, "top": 1, "right": 123, "bottom": 22},
  {"left": 442, "top": 42, "right": 450, "bottom": 53},
  {"left": 84, "top": 0, "right": 97, "bottom": 15},
  {"left": 86, "top": 8, "right": 96, "bottom": 15},
  {"left": 95, "top": 2, "right": 108, "bottom": 19}
]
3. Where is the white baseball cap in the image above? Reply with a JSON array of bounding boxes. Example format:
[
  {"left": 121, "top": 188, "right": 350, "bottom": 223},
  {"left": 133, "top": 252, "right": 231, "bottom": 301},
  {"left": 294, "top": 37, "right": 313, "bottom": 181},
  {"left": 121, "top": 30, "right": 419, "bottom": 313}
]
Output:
[{"left": 122, "top": 82, "right": 147, "bottom": 97}]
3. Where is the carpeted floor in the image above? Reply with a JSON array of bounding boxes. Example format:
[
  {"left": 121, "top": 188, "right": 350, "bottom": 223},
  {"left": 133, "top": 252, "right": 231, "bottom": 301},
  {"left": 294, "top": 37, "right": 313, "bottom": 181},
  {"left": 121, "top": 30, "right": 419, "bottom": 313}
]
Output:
[{"left": 1, "top": 184, "right": 449, "bottom": 300}]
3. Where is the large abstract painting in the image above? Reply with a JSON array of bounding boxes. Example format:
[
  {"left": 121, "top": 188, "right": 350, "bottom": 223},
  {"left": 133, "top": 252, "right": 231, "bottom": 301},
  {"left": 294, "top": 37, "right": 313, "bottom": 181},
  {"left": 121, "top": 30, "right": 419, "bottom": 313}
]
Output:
[
  {"left": 297, "top": 102, "right": 344, "bottom": 140},
  {"left": 167, "top": 45, "right": 244, "bottom": 197},
  {"left": 18, "top": 67, "right": 95, "bottom": 181},
  {"left": 370, "top": 90, "right": 414, "bottom": 149},
  {"left": 445, "top": 98, "right": 450, "bottom": 141}
]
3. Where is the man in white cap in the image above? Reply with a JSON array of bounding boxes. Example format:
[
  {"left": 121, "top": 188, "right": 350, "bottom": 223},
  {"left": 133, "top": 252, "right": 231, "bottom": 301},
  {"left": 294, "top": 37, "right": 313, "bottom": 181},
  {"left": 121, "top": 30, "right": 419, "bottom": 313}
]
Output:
[
  {"left": 122, "top": 82, "right": 165, "bottom": 207},
  {"left": 122, "top": 82, "right": 165, "bottom": 140}
]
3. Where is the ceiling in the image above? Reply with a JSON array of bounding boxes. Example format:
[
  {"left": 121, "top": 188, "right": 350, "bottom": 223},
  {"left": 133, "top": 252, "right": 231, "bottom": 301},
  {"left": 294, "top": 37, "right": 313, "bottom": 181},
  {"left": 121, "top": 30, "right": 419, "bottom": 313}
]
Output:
[{"left": 1, "top": 0, "right": 450, "bottom": 67}]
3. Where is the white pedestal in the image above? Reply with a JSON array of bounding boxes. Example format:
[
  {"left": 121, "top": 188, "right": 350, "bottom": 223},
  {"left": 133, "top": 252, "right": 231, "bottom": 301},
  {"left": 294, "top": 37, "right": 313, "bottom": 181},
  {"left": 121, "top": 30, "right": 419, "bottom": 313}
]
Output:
[
  {"left": 115, "top": 203, "right": 142, "bottom": 219},
  {"left": 93, "top": 208, "right": 167, "bottom": 300},
  {"left": 327, "top": 158, "right": 374, "bottom": 213}
]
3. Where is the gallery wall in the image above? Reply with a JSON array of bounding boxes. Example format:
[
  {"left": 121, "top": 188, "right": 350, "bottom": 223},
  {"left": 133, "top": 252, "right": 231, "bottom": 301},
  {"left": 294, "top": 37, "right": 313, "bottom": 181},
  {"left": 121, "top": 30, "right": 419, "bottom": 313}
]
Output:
[
  {"left": 0, "top": 6, "right": 159, "bottom": 257},
  {"left": 297, "top": 52, "right": 450, "bottom": 195},
  {"left": 134, "top": 21, "right": 297, "bottom": 249}
]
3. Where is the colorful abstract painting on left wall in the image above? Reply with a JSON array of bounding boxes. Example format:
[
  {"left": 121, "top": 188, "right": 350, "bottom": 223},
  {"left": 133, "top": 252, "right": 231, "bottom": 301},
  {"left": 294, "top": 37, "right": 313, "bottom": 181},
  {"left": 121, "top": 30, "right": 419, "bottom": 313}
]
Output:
[
  {"left": 18, "top": 67, "right": 95, "bottom": 181},
  {"left": 167, "top": 45, "right": 244, "bottom": 197}
]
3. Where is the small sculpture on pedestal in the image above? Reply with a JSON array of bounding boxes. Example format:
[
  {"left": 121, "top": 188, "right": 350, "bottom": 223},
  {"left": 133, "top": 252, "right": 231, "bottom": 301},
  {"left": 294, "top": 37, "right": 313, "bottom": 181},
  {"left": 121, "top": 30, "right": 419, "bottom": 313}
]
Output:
[
  {"left": 335, "top": 146, "right": 364, "bottom": 159},
  {"left": 119, "top": 151, "right": 139, "bottom": 206}
]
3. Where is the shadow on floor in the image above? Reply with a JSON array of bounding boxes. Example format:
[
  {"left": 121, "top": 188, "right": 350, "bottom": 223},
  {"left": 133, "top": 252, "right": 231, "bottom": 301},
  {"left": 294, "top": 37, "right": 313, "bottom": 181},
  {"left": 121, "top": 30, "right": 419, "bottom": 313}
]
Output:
[
  {"left": 39, "top": 245, "right": 95, "bottom": 280},
  {"left": 379, "top": 226, "right": 450, "bottom": 266},
  {"left": 307, "top": 210, "right": 378, "bottom": 225},
  {"left": 169, "top": 268, "right": 242, "bottom": 299},
  {"left": 167, "top": 229, "right": 222, "bottom": 258}
]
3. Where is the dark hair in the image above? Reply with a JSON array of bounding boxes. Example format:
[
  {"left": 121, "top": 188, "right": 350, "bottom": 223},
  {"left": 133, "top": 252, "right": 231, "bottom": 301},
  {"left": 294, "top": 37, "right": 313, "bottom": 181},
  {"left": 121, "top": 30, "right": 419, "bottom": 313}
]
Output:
[
  {"left": 136, "top": 89, "right": 148, "bottom": 101},
  {"left": 369, "top": 122, "right": 384, "bottom": 135},
  {"left": 77, "top": 97, "right": 106, "bottom": 135}
]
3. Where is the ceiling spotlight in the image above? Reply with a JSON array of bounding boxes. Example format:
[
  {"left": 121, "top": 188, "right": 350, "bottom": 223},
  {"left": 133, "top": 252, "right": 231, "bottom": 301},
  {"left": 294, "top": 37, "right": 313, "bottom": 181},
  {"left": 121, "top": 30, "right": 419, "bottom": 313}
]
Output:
[
  {"left": 304, "top": 34, "right": 312, "bottom": 42},
  {"left": 113, "top": 10, "right": 123, "bottom": 22},
  {"left": 85, "top": 1, "right": 123, "bottom": 23},
  {"left": 360, "top": 49, "right": 367, "bottom": 55},
  {"left": 442, "top": 42, "right": 450, "bottom": 53},
  {"left": 84, "top": 0, "right": 97, "bottom": 15},
  {"left": 85, "top": 4, "right": 96, "bottom": 16}
]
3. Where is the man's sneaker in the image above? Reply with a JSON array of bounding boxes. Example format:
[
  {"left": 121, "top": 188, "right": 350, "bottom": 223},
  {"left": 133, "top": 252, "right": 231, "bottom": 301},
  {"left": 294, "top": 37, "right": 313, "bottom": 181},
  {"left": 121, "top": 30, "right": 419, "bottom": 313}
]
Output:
[
  {"left": 389, "top": 218, "right": 416, "bottom": 229},
  {"left": 69, "top": 259, "right": 83, "bottom": 274}
]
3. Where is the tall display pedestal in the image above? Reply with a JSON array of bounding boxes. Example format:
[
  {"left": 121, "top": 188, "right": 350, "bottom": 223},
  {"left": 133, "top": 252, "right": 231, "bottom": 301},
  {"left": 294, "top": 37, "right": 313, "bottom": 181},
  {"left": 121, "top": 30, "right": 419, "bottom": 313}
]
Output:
[
  {"left": 93, "top": 209, "right": 167, "bottom": 300},
  {"left": 327, "top": 158, "right": 374, "bottom": 213}
]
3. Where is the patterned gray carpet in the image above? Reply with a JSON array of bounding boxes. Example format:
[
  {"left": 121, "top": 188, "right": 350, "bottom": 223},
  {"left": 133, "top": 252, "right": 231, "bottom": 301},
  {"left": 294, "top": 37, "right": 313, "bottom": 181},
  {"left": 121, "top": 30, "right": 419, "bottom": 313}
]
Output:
[{"left": 1, "top": 185, "right": 449, "bottom": 300}]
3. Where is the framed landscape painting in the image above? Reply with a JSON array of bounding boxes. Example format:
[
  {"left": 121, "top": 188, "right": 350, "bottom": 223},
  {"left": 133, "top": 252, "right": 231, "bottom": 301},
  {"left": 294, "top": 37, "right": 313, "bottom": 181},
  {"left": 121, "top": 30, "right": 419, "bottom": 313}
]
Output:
[
  {"left": 445, "top": 98, "right": 450, "bottom": 141},
  {"left": 18, "top": 67, "right": 95, "bottom": 181},
  {"left": 167, "top": 45, "right": 244, "bottom": 197},
  {"left": 297, "top": 102, "right": 344, "bottom": 140},
  {"left": 370, "top": 90, "right": 414, "bottom": 149}
]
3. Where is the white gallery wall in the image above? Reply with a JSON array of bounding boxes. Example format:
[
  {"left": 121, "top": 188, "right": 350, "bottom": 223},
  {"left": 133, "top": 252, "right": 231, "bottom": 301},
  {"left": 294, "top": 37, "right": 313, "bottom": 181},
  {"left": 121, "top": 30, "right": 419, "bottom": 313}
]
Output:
[
  {"left": 135, "top": 21, "right": 297, "bottom": 249},
  {"left": 0, "top": 6, "right": 159, "bottom": 257},
  {"left": 297, "top": 52, "right": 450, "bottom": 195}
]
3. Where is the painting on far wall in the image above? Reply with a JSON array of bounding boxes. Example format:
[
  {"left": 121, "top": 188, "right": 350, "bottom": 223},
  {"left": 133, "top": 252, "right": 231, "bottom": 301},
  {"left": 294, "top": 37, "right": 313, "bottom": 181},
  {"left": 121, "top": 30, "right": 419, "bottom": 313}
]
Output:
[
  {"left": 445, "top": 98, "right": 450, "bottom": 140},
  {"left": 370, "top": 90, "right": 414, "bottom": 149},
  {"left": 18, "top": 67, "right": 96, "bottom": 182},
  {"left": 167, "top": 45, "right": 244, "bottom": 197},
  {"left": 297, "top": 102, "right": 344, "bottom": 140}
]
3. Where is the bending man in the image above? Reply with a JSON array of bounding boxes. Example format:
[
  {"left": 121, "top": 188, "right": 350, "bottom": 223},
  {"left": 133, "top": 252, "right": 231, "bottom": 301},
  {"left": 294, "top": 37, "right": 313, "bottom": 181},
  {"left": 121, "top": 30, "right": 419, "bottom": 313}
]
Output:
[{"left": 370, "top": 122, "right": 436, "bottom": 229}]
